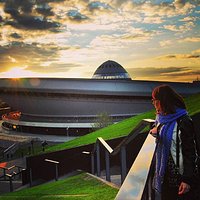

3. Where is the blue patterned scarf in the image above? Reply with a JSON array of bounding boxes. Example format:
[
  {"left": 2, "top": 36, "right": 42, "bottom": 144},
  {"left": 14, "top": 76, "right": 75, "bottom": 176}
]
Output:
[{"left": 154, "top": 108, "right": 187, "bottom": 193}]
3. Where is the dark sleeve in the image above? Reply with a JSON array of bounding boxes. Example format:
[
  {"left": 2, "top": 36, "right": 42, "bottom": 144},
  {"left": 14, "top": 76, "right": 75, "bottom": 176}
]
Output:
[{"left": 179, "top": 116, "right": 196, "bottom": 185}]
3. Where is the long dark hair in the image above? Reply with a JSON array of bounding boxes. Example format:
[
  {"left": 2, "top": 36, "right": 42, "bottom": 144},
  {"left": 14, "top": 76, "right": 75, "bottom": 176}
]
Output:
[{"left": 152, "top": 85, "right": 186, "bottom": 114}]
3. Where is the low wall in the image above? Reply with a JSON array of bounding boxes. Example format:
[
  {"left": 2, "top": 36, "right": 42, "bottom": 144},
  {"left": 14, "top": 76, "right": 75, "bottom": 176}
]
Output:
[{"left": 22, "top": 132, "right": 148, "bottom": 185}]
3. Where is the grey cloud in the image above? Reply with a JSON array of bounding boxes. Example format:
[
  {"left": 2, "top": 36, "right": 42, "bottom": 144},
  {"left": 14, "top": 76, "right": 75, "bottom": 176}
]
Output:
[
  {"left": 128, "top": 66, "right": 200, "bottom": 81},
  {"left": 162, "top": 54, "right": 200, "bottom": 59},
  {"left": 128, "top": 67, "right": 191, "bottom": 78},
  {"left": 67, "top": 10, "right": 89, "bottom": 22},
  {"left": 164, "top": 55, "right": 177, "bottom": 59},
  {"left": 10, "top": 32, "right": 22, "bottom": 39},
  {"left": 88, "top": 1, "right": 112, "bottom": 11},
  {"left": 187, "top": 55, "right": 200, "bottom": 59},
  {"left": 0, "top": 42, "right": 59, "bottom": 71},
  {"left": 36, "top": 3, "right": 54, "bottom": 17},
  {"left": 0, "top": 41, "right": 81, "bottom": 73},
  {"left": 4, "top": 11, "right": 60, "bottom": 30},
  {"left": 4, "top": 0, "right": 34, "bottom": 14},
  {"left": 4, "top": 0, "right": 60, "bottom": 30}
]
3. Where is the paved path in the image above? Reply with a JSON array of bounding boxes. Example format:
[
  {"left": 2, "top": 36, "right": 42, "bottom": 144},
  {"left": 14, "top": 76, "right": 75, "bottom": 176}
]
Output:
[{"left": 0, "top": 121, "right": 78, "bottom": 143}]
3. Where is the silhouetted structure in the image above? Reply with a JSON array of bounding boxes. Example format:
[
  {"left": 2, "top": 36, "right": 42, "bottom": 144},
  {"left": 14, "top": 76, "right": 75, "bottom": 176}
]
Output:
[{"left": 0, "top": 60, "right": 200, "bottom": 135}]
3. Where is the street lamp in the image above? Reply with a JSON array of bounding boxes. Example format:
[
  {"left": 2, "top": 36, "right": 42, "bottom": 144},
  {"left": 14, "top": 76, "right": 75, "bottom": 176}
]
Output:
[{"left": 66, "top": 127, "right": 69, "bottom": 136}]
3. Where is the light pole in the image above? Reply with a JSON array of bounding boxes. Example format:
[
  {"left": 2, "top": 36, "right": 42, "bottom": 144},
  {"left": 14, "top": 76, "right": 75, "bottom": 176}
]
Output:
[{"left": 66, "top": 127, "right": 69, "bottom": 136}]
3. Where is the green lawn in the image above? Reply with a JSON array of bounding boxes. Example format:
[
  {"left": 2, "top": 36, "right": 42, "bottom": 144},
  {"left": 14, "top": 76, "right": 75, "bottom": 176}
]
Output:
[
  {"left": 0, "top": 172, "right": 118, "bottom": 200},
  {"left": 45, "top": 93, "right": 200, "bottom": 153}
]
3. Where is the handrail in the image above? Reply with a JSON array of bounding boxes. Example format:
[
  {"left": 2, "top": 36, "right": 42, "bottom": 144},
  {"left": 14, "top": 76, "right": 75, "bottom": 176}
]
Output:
[
  {"left": 44, "top": 158, "right": 59, "bottom": 181},
  {"left": 3, "top": 143, "right": 16, "bottom": 154},
  {"left": 96, "top": 137, "right": 113, "bottom": 154},
  {"left": 87, "top": 119, "right": 155, "bottom": 184},
  {"left": 4, "top": 168, "right": 26, "bottom": 192},
  {"left": 112, "top": 119, "right": 155, "bottom": 155},
  {"left": 0, "top": 164, "right": 26, "bottom": 192},
  {"left": 115, "top": 133, "right": 156, "bottom": 200},
  {"left": 0, "top": 165, "right": 26, "bottom": 180}
]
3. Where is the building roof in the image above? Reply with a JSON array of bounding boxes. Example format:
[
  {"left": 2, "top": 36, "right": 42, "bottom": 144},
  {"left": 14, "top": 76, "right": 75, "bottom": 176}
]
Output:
[
  {"left": 92, "top": 60, "right": 131, "bottom": 80},
  {"left": 0, "top": 78, "right": 199, "bottom": 97}
]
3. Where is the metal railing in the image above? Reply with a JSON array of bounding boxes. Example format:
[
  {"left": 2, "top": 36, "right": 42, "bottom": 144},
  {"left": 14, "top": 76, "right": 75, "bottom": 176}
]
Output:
[
  {"left": 84, "top": 119, "right": 155, "bottom": 185},
  {"left": 115, "top": 133, "right": 156, "bottom": 199},
  {"left": 0, "top": 165, "right": 26, "bottom": 192},
  {"left": 44, "top": 159, "right": 59, "bottom": 181}
]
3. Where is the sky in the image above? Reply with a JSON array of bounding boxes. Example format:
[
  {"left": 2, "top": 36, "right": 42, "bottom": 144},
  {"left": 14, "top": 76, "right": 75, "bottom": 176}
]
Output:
[{"left": 0, "top": 0, "right": 200, "bottom": 82}]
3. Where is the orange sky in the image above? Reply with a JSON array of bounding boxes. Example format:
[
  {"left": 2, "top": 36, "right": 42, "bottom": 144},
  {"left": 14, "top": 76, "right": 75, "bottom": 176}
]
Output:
[{"left": 0, "top": 0, "right": 200, "bottom": 82}]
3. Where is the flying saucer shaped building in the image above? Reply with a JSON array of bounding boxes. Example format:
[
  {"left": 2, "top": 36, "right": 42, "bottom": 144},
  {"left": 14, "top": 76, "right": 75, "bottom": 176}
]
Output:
[
  {"left": 0, "top": 60, "right": 200, "bottom": 135},
  {"left": 93, "top": 60, "right": 131, "bottom": 80}
]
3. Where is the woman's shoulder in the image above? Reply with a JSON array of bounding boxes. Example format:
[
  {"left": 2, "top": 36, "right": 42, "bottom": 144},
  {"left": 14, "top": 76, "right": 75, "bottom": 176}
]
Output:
[
  {"left": 178, "top": 114, "right": 192, "bottom": 123},
  {"left": 177, "top": 114, "right": 194, "bottom": 131}
]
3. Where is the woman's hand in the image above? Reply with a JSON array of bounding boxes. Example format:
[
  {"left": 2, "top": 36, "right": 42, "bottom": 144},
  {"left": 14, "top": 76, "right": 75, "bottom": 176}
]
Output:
[
  {"left": 149, "top": 126, "right": 158, "bottom": 137},
  {"left": 178, "top": 182, "right": 191, "bottom": 195}
]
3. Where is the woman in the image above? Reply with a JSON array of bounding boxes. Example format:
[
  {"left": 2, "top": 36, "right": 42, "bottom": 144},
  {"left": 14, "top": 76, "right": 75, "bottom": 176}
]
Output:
[{"left": 150, "top": 85, "right": 197, "bottom": 200}]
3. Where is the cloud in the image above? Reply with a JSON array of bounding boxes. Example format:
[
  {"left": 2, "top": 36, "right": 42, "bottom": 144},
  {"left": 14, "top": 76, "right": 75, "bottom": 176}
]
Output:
[
  {"left": 30, "top": 62, "right": 81, "bottom": 74},
  {"left": 88, "top": 1, "right": 112, "bottom": 12},
  {"left": 142, "top": 16, "right": 164, "bottom": 24},
  {"left": 163, "top": 24, "right": 179, "bottom": 32},
  {"left": 114, "top": 0, "right": 195, "bottom": 18},
  {"left": 0, "top": 41, "right": 60, "bottom": 72},
  {"left": 179, "top": 16, "right": 196, "bottom": 22},
  {"left": 10, "top": 32, "right": 22, "bottom": 39},
  {"left": 158, "top": 53, "right": 200, "bottom": 60},
  {"left": 0, "top": 39, "right": 89, "bottom": 75},
  {"left": 192, "top": 49, "right": 200, "bottom": 54},
  {"left": 3, "top": 0, "right": 60, "bottom": 30},
  {"left": 128, "top": 66, "right": 200, "bottom": 81},
  {"left": 5, "top": 14, "right": 60, "bottom": 30},
  {"left": 67, "top": 10, "right": 89, "bottom": 22},
  {"left": 36, "top": 3, "right": 54, "bottom": 17},
  {"left": 182, "top": 37, "right": 200, "bottom": 42},
  {"left": 159, "top": 40, "right": 172, "bottom": 47},
  {"left": 90, "top": 27, "right": 157, "bottom": 50},
  {"left": 163, "top": 21, "right": 195, "bottom": 32}
]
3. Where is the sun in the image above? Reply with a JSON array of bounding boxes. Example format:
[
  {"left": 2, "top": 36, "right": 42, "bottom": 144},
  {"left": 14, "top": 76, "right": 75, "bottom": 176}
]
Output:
[{"left": 3, "top": 67, "right": 36, "bottom": 78}]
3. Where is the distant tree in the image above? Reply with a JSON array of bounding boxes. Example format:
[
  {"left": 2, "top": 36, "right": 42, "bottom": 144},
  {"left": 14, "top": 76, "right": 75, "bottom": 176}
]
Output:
[{"left": 92, "top": 112, "right": 113, "bottom": 130}]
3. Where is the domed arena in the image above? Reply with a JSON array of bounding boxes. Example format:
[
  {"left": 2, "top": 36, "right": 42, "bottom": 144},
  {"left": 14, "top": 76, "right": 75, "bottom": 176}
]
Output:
[
  {"left": 0, "top": 60, "right": 200, "bottom": 136},
  {"left": 92, "top": 60, "right": 131, "bottom": 80}
]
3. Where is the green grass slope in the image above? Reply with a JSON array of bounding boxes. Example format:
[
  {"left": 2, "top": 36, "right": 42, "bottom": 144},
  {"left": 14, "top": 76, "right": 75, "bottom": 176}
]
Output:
[
  {"left": 0, "top": 172, "right": 118, "bottom": 200},
  {"left": 46, "top": 93, "right": 200, "bottom": 153}
]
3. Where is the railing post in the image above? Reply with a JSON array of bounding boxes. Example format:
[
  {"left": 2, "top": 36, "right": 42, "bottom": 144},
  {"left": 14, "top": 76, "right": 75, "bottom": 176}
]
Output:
[
  {"left": 96, "top": 141, "right": 101, "bottom": 177},
  {"left": 105, "top": 150, "right": 111, "bottom": 182},
  {"left": 17, "top": 166, "right": 21, "bottom": 179},
  {"left": 7, "top": 175, "right": 13, "bottom": 192},
  {"left": 120, "top": 145, "right": 127, "bottom": 184},
  {"left": 91, "top": 152, "right": 95, "bottom": 174},
  {"left": 3, "top": 168, "right": 6, "bottom": 180},
  {"left": 44, "top": 159, "right": 59, "bottom": 181},
  {"left": 55, "top": 163, "right": 58, "bottom": 181},
  {"left": 29, "top": 168, "right": 32, "bottom": 187}
]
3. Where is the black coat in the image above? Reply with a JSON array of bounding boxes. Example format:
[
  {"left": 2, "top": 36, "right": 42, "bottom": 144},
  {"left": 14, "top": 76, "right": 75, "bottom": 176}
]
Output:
[{"left": 177, "top": 115, "right": 197, "bottom": 186}]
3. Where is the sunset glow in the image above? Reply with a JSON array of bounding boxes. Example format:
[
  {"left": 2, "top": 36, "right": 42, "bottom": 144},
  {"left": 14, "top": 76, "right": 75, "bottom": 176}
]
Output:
[
  {"left": 2, "top": 67, "right": 36, "bottom": 78},
  {"left": 0, "top": 0, "right": 199, "bottom": 82}
]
